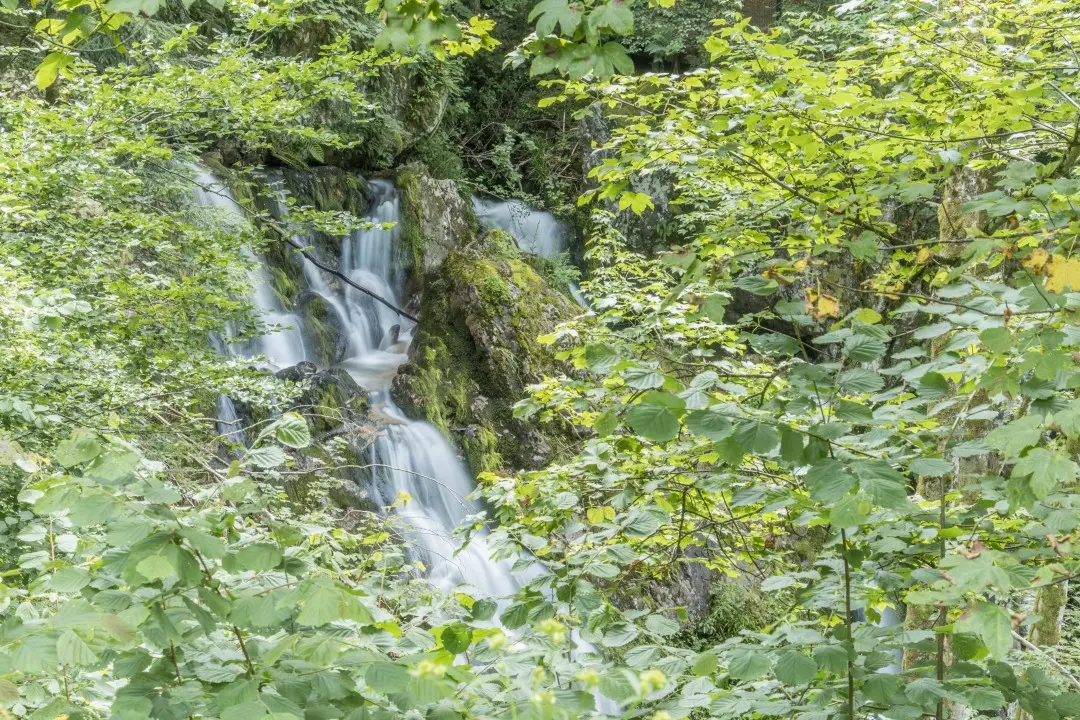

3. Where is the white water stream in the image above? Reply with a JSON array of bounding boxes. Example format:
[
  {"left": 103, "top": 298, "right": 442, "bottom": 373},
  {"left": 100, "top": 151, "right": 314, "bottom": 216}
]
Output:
[
  {"left": 196, "top": 174, "right": 528, "bottom": 597},
  {"left": 472, "top": 195, "right": 587, "bottom": 305},
  {"left": 196, "top": 172, "right": 613, "bottom": 714}
]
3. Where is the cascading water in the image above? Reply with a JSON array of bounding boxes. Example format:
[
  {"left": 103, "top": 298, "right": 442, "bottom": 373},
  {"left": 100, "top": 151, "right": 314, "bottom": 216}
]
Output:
[
  {"left": 192, "top": 170, "right": 308, "bottom": 371},
  {"left": 302, "top": 180, "right": 521, "bottom": 595},
  {"left": 472, "top": 194, "right": 587, "bottom": 305},
  {"left": 472, "top": 195, "right": 570, "bottom": 257},
  {"left": 197, "top": 171, "right": 614, "bottom": 714}
]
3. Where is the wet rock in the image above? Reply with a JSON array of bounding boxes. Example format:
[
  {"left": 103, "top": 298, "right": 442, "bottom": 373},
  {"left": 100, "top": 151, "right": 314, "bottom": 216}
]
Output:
[
  {"left": 581, "top": 102, "right": 675, "bottom": 255},
  {"left": 393, "top": 230, "right": 578, "bottom": 474},
  {"left": 396, "top": 164, "right": 477, "bottom": 278},
  {"left": 275, "top": 361, "right": 318, "bottom": 382}
]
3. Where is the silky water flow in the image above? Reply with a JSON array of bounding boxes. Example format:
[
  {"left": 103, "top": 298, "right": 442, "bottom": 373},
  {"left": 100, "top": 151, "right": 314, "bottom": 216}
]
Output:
[{"left": 196, "top": 172, "right": 614, "bottom": 713}]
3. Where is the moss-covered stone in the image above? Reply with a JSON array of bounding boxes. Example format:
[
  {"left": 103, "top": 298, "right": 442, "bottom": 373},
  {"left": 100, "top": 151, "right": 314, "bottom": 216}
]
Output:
[
  {"left": 688, "top": 582, "right": 790, "bottom": 648},
  {"left": 392, "top": 228, "right": 578, "bottom": 474},
  {"left": 396, "top": 164, "right": 476, "bottom": 282}
]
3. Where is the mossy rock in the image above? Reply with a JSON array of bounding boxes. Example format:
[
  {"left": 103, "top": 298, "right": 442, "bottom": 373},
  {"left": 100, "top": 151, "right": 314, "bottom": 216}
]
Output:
[
  {"left": 396, "top": 163, "right": 477, "bottom": 281},
  {"left": 392, "top": 229, "right": 578, "bottom": 474}
]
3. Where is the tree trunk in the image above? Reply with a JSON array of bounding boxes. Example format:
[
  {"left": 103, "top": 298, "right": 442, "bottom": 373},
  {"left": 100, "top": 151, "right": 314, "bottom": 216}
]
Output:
[{"left": 742, "top": 0, "right": 775, "bottom": 29}]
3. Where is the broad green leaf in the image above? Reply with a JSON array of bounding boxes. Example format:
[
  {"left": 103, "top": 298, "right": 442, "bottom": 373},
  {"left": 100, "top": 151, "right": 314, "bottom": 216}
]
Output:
[
  {"left": 645, "top": 614, "right": 679, "bottom": 637},
  {"left": 842, "top": 334, "right": 886, "bottom": 362},
  {"left": 50, "top": 566, "right": 91, "bottom": 592},
  {"left": 684, "top": 409, "right": 733, "bottom": 441},
  {"left": 805, "top": 460, "right": 856, "bottom": 503},
  {"left": 773, "top": 651, "right": 817, "bottom": 686},
  {"left": 956, "top": 602, "right": 1013, "bottom": 659},
  {"left": 1012, "top": 448, "right": 1076, "bottom": 499},
  {"left": 626, "top": 403, "right": 680, "bottom": 442},
  {"left": 854, "top": 461, "right": 909, "bottom": 509},
  {"left": 55, "top": 430, "right": 102, "bottom": 467},
  {"left": 271, "top": 413, "right": 311, "bottom": 449},
  {"left": 246, "top": 445, "right": 286, "bottom": 469},
  {"left": 57, "top": 629, "right": 98, "bottom": 666},
  {"left": 440, "top": 623, "right": 472, "bottom": 654},
  {"left": 733, "top": 421, "right": 780, "bottom": 454},
  {"left": 836, "top": 368, "right": 884, "bottom": 394},
  {"left": 830, "top": 493, "right": 871, "bottom": 528},
  {"left": 728, "top": 651, "right": 771, "bottom": 681}
]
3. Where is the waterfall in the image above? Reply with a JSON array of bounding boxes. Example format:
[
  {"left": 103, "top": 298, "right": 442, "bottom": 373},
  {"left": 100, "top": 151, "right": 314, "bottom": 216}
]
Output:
[
  {"left": 472, "top": 195, "right": 570, "bottom": 257},
  {"left": 195, "top": 172, "right": 524, "bottom": 596},
  {"left": 192, "top": 170, "right": 308, "bottom": 371},
  {"left": 196, "top": 171, "right": 615, "bottom": 714},
  {"left": 472, "top": 195, "right": 587, "bottom": 306}
]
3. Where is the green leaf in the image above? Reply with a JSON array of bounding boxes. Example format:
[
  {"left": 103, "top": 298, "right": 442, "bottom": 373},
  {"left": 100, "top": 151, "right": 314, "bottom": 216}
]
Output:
[
  {"left": 602, "top": 622, "right": 639, "bottom": 647},
  {"left": 813, "top": 645, "right": 848, "bottom": 674},
  {"left": 1054, "top": 692, "right": 1080, "bottom": 717},
  {"left": 804, "top": 460, "right": 856, "bottom": 503},
  {"left": 956, "top": 602, "right": 1013, "bottom": 659},
  {"left": 692, "top": 652, "right": 719, "bottom": 676},
  {"left": 500, "top": 603, "right": 529, "bottom": 629},
  {"left": 645, "top": 614, "right": 679, "bottom": 637},
  {"left": 50, "top": 566, "right": 91, "bottom": 593},
  {"left": 854, "top": 461, "right": 910, "bottom": 509},
  {"left": 733, "top": 421, "right": 780, "bottom": 454},
  {"left": 980, "top": 327, "right": 1012, "bottom": 353},
  {"left": 529, "top": 0, "right": 581, "bottom": 36},
  {"left": 57, "top": 629, "right": 98, "bottom": 666},
  {"left": 271, "top": 413, "right": 311, "bottom": 449},
  {"left": 830, "top": 493, "right": 871, "bottom": 528},
  {"left": 773, "top": 651, "right": 817, "bottom": 686},
  {"left": 220, "top": 701, "right": 266, "bottom": 720},
  {"left": 684, "top": 409, "right": 732, "bottom": 441},
  {"left": 35, "top": 51, "right": 74, "bottom": 91},
  {"left": 624, "top": 365, "right": 665, "bottom": 389},
  {"left": 1013, "top": 448, "right": 1076, "bottom": 499},
  {"left": 246, "top": 445, "right": 286, "bottom": 469},
  {"left": 136, "top": 554, "right": 174, "bottom": 580},
  {"left": 728, "top": 651, "right": 771, "bottom": 681},
  {"left": 585, "top": 343, "right": 620, "bottom": 373},
  {"left": 85, "top": 450, "right": 140, "bottom": 482},
  {"left": 229, "top": 543, "right": 282, "bottom": 572},
  {"left": 589, "top": 1, "right": 634, "bottom": 34},
  {"left": 297, "top": 579, "right": 343, "bottom": 626},
  {"left": 55, "top": 430, "right": 102, "bottom": 467},
  {"left": 986, "top": 416, "right": 1042, "bottom": 456},
  {"left": 917, "top": 372, "right": 950, "bottom": 399},
  {"left": 910, "top": 457, "right": 952, "bottom": 477},
  {"left": 837, "top": 368, "right": 884, "bottom": 394},
  {"left": 440, "top": 623, "right": 472, "bottom": 654},
  {"left": 472, "top": 598, "right": 497, "bottom": 621},
  {"left": 626, "top": 403, "right": 680, "bottom": 442},
  {"left": 842, "top": 334, "right": 886, "bottom": 362}
]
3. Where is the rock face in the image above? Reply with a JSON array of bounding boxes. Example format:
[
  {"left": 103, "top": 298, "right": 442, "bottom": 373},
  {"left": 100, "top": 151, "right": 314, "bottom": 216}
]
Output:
[
  {"left": 392, "top": 228, "right": 579, "bottom": 474},
  {"left": 581, "top": 102, "right": 675, "bottom": 255},
  {"left": 396, "top": 164, "right": 476, "bottom": 277}
]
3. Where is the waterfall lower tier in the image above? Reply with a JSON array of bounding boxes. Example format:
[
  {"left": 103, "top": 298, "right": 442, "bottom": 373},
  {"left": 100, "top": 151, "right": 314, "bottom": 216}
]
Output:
[
  {"left": 196, "top": 170, "right": 616, "bottom": 715},
  {"left": 196, "top": 171, "right": 523, "bottom": 598}
]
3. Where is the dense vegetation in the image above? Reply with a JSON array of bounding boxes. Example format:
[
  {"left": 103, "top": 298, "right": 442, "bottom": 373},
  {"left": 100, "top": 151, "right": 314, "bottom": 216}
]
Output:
[{"left": 3, "top": 0, "right": 1080, "bottom": 719}]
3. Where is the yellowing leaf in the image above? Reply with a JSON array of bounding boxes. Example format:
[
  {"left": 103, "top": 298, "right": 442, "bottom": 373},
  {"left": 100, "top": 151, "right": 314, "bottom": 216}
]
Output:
[
  {"left": 618, "top": 191, "right": 654, "bottom": 216},
  {"left": 1045, "top": 254, "right": 1080, "bottom": 293},
  {"left": 805, "top": 289, "right": 839, "bottom": 320},
  {"left": 1023, "top": 247, "right": 1049, "bottom": 273}
]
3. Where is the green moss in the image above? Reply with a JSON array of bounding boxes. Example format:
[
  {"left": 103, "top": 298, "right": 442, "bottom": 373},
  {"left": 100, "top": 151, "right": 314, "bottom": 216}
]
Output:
[
  {"left": 1033, "top": 584, "right": 1068, "bottom": 646},
  {"left": 463, "top": 426, "right": 503, "bottom": 475},
  {"left": 685, "top": 582, "right": 789, "bottom": 650},
  {"left": 481, "top": 273, "right": 512, "bottom": 308},
  {"left": 396, "top": 167, "right": 428, "bottom": 276},
  {"left": 393, "top": 234, "right": 579, "bottom": 475},
  {"left": 300, "top": 295, "right": 337, "bottom": 367}
]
